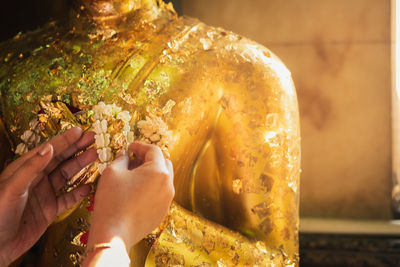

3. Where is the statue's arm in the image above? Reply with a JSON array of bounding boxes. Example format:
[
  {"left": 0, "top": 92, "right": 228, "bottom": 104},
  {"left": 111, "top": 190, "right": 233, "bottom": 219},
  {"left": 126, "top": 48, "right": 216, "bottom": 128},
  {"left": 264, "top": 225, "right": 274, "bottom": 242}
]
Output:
[{"left": 211, "top": 47, "right": 301, "bottom": 262}]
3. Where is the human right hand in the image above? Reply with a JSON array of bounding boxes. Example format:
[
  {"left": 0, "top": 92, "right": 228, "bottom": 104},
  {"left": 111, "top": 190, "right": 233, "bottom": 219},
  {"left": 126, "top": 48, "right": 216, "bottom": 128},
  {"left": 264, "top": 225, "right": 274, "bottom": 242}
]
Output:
[{"left": 84, "top": 142, "right": 174, "bottom": 266}]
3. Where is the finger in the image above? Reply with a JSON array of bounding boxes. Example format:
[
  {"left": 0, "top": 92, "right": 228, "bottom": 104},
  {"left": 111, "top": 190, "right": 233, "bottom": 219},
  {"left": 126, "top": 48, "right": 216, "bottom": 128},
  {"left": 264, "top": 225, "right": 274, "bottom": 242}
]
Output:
[
  {"left": 1, "top": 127, "right": 84, "bottom": 180},
  {"left": 6, "top": 144, "right": 53, "bottom": 197},
  {"left": 45, "top": 130, "right": 95, "bottom": 174},
  {"left": 128, "top": 142, "right": 165, "bottom": 164},
  {"left": 49, "top": 148, "right": 97, "bottom": 191},
  {"left": 56, "top": 184, "right": 91, "bottom": 216},
  {"left": 106, "top": 151, "right": 129, "bottom": 172}
]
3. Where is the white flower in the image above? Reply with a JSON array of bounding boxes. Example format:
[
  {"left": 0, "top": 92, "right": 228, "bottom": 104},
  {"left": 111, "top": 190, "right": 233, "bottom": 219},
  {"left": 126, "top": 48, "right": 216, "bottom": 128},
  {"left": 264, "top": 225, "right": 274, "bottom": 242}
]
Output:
[
  {"left": 98, "top": 162, "right": 108, "bottom": 174},
  {"left": 111, "top": 104, "right": 122, "bottom": 114},
  {"left": 136, "top": 114, "right": 172, "bottom": 157},
  {"left": 93, "top": 102, "right": 106, "bottom": 120},
  {"left": 20, "top": 130, "right": 41, "bottom": 146},
  {"left": 103, "top": 105, "right": 113, "bottom": 117},
  {"left": 97, "top": 147, "right": 112, "bottom": 162},
  {"left": 127, "top": 131, "right": 135, "bottom": 144},
  {"left": 92, "top": 121, "right": 103, "bottom": 134},
  {"left": 150, "top": 134, "right": 160, "bottom": 142},
  {"left": 117, "top": 111, "right": 131, "bottom": 124},
  {"left": 15, "top": 143, "right": 28, "bottom": 156},
  {"left": 123, "top": 124, "right": 130, "bottom": 133},
  {"left": 93, "top": 110, "right": 102, "bottom": 120},
  {"left": 137, "top": 119, "right": 155, "bottom": 138},
  {"left": 100, "top": 119, "right": 108, "bottom": 133},
  {"left": 21, "top": 130, "right": 34, "bottom": 144},
  {"left": 33, "top": 135, "right": 41, "bottom": 145},
  {"left": 29, "top": 119, "right": 40, "bottom": 131},
  {"left": 95, "top": 133, "right": 110, "bottom": 148},
  {"left": 93, "top": 119, "right": 108, "bottom": 134},
  {"left": 91, "top": 102, "right": 138, "bottom": 172}
]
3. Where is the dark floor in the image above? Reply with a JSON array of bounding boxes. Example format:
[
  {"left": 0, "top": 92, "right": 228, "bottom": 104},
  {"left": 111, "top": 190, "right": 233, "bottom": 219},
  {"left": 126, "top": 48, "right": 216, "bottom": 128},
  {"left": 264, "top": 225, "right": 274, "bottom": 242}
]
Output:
[{"left": 300, "top": 233, "right": 400, "bottom": 267}]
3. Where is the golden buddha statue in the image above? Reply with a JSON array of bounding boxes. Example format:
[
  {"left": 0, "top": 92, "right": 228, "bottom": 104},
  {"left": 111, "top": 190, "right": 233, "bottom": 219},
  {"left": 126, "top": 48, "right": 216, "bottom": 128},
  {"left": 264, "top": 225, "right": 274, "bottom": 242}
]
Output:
[{"left": 0, "top": 0, "right": 300, "bottom": 266}]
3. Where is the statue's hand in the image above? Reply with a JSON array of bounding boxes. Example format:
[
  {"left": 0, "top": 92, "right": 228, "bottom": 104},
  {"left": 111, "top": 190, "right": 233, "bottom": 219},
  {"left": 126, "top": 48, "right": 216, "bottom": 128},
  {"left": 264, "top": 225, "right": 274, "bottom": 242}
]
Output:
[
  {"left": 83, "top": 142, "right": 174, "bottom": 267},
  {"left": 0, "top": 127, "right": 97, "bottom": 266}
]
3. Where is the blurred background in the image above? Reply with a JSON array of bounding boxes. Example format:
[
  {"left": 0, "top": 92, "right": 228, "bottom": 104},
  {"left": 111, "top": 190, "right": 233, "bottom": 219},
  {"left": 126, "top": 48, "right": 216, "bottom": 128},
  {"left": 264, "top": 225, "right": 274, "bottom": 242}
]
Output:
[{"left": 1, "top": 0, "right": 399, "bottom": 265}]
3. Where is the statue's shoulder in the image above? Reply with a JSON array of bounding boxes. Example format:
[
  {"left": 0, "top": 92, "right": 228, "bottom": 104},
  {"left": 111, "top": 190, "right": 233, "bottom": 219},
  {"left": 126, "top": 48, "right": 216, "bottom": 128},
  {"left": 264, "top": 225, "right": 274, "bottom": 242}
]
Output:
[
  {"left": 180, "top": 15, "right": 290, "bottom": 73},
  {"left": 178, "top": 16, "right": 293, "bottom": 91}
]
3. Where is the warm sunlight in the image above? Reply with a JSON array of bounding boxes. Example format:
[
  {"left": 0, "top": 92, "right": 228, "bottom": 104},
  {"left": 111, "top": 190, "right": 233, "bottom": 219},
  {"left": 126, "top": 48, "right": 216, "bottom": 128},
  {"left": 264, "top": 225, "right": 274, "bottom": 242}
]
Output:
[{"left": 93, "top": 237, "right": 130, "bottom": 267}]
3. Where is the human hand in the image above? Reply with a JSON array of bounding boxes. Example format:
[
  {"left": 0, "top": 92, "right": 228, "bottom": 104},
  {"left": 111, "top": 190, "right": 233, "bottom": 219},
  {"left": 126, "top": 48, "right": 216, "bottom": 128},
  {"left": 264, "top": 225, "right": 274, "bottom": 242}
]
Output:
[
  {"left": 0, "top": 127, "right": 97, "bottom": 266},
  {"left": 84, "top": 142, "right": 174, "bottom": 266}
]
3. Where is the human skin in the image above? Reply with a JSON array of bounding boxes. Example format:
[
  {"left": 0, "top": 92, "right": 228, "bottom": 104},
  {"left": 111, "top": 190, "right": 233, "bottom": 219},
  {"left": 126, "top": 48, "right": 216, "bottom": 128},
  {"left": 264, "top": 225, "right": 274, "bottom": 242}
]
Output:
[
  {"left": 0, "top": 127, "right": 97, "bottom": 266},
  {"left": 82, "top": 142, "right": 174, "bottom": 267},
  {"left": 0, "top": 129, "right": 174, "bottom": 267}
]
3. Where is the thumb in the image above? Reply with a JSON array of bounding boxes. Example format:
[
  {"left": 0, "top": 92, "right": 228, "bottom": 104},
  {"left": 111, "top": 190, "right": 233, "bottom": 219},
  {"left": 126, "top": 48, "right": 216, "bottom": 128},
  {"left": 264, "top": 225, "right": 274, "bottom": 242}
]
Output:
[{"left": 7, "top": 143, "right": 53, "bottom": 197}]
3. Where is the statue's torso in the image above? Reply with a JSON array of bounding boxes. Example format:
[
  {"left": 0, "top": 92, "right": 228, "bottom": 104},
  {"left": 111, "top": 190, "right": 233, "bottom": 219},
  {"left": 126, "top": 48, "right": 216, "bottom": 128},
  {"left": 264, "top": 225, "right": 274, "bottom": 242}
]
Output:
[{"left": 0, "top": 9, "right": 300, "bottom": 266}]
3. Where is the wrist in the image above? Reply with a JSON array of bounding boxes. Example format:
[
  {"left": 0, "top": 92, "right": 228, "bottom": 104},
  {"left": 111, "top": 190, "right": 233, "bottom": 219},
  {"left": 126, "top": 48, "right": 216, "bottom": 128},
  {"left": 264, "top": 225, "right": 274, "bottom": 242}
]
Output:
[
  {"left": 88, "top": 218, "right": 134, "bottom": 250},
  {"left": 83, "top": 240, "right": 130, "bottom": 267}
]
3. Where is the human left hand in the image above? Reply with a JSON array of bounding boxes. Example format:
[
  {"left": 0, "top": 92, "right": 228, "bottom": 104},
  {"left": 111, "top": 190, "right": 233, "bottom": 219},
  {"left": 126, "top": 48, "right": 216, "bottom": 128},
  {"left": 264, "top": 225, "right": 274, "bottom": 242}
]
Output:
[{"left": 0, "top": 127, "right": 97, "bottom": 266}]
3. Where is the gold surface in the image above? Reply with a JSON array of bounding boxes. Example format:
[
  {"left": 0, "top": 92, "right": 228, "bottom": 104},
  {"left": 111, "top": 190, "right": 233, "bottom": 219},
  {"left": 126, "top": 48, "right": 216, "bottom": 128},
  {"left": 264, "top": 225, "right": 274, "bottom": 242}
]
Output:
[
  {"left": 180, "top": 0, "right": 392, "bottom": 220},
  {"left": 0, "top": 0, "right": 300, "bottom": 265}
]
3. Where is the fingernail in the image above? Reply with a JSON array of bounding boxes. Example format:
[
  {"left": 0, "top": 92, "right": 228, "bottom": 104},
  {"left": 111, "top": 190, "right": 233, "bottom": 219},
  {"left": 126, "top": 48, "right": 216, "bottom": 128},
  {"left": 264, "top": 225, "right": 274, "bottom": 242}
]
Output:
[
  {"left": 116, "top": 150, "right": 126, "bottom": 158},
  {"left": 38, "top": 144, "right": 52, "bottom": 156}
]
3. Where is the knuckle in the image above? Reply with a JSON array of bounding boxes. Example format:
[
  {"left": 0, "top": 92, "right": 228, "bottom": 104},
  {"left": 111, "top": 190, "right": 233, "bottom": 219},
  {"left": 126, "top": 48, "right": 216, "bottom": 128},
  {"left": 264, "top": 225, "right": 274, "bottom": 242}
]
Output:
[
  {"left": 150, "top": 144, "right": 163, "bottom": 155},
  {"left": 54, "top": 153, "right": 65, "bottom": 164},
  {"left": 59, "top": 165, "right": 70, "bottom": 179}
]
